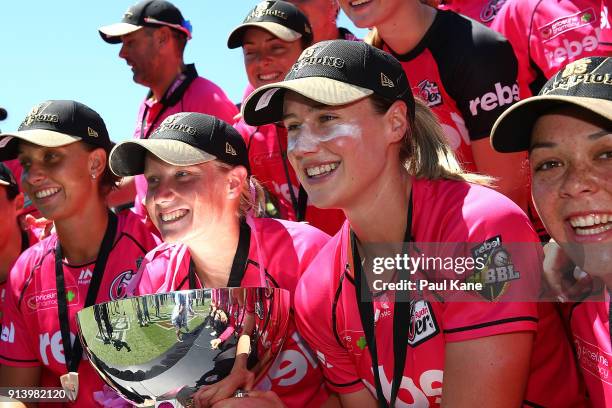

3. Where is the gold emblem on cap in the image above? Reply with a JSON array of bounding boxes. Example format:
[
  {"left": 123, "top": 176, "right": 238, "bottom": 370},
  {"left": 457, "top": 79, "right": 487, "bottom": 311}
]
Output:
[
  {"left": 562, "top": 59, "right": 591, "bottom": 78},
  {"left": 226, "top": 142, "right": 237, "bottom": 156},
  {"left": 256, "top": 1, "right": 271, "bottom": 13},
  {"left": 380, "top": 73, "right": 395, "bottom": 88},
  {"left": 87, "top": 127, "right": 99, "bottom": 138},
  {"left": 22, "top": 101, "right": 58, "bottom": 127}
]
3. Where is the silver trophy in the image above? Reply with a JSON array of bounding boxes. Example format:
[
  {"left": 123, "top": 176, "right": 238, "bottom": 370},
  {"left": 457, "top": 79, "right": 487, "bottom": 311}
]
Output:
[{"left": 77, "top": 287, "right": 291, "bottom": 407}]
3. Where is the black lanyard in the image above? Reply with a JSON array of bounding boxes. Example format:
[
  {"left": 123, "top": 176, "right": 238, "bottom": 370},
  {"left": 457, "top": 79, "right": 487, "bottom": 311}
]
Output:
[
  {"left": 139, "top": 64, "right": 198, "bottom": 139},
  {"left": 275, "top": 125, "right": 308, "bottom": 221},
  {"left": 180, "top": 221, "right": 252, "bottom": 290},
  {"left": 55, "top": 212, "right": 117, "bottom": 373},
  {"left": 352, "top": 192, "right": 413, "bottom": 408}
]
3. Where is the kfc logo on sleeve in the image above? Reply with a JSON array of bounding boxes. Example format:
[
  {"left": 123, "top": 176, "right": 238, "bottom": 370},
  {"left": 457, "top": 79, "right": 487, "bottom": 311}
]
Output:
[{"left": 469, "top": 82, "right": 520, "bottom": 116}]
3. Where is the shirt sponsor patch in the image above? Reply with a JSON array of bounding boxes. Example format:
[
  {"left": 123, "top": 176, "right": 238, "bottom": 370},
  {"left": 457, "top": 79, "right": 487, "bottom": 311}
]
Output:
[
  {"left": 467, "top": 236, "right": 520, "bottom": 300},
  {"left": 26, "top": 287, "right": 79, "bottom": 313},
  {"left": 539, "top": 8, "right": 598, "bottom": 42}
]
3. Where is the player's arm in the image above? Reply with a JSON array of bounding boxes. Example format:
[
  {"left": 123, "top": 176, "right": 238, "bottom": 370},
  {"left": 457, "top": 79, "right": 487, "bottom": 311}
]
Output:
[
  {"left": 470, "top": 142, "right": 529, "bottom": 211},
  {"left": 442, "top": 332, "right": 533, "bottom": 407},
  {"left": 0, "top": 365, "right": 42, "bottom": 408}
]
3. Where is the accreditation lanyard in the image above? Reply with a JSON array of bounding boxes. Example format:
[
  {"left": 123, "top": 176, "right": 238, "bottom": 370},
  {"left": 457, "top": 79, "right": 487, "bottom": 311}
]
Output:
[
  {"left": 352, "top": 193, "right": 413, "bottom": 408},
  {"left": 55, "top": 212, "right": 117, "bottom": 379},
  {"left": 139, "top": 64, "right": 198, "bottom": 140},
  {"left": 275, "top": 125, "right": 308, "bottom": 221},
  {"left": 181, "top": 221, "right": 252, "bottom": 290}
]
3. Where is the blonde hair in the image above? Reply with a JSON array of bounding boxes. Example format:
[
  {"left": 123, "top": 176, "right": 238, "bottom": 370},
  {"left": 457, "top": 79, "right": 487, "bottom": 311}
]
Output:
[
  {"left": 370, "top": 95, "right": 493, "bottom": 185},
  {"left": 215, "top": 162, "right": 267, "bottom": 218}
]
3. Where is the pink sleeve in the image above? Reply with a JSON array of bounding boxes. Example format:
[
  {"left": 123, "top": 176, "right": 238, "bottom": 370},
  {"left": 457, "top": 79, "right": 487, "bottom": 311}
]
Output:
[
  {"left": 185, "top": 79, "right": 238, "bottom": 125},
  {"left": 491, "top": 0, "right": 535, "bottom": 98},
  {"left": 294, "top": 245, "right": 364, "bottom": 394},
  {"left": 218, "top": 325, "right": 236, "bottom": 342},
  {"left": 0, "top": 252, "right": 41, "bottom": 367},
  {"left": 135, "top": 247, "right": 172, "bottom": 295}
]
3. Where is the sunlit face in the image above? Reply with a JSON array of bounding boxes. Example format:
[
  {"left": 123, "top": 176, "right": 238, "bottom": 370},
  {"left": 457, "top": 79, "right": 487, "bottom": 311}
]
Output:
[
  {"left": 287, "top": 0, "right": 338, "bottom": 42},
  {"left": 339, "top": 0, "right": 398, "bottom": 28},
  {"left": 242, "top": 28, "right": 304, "bottom": 89},
  {"left": 530, "top": 107, "right": 612, "bottom": 275},
  {"left": 144, "top": 155, "right": 233, "bottom": 243},
  {"left": 119, "top": 28, "right": 161, "bottom": 87},
  {"left": 283, "top": 93, "right": 403, "bottom": 210},
  {"left": 18, "top": 142, "right": 99, "bottom": 222}
]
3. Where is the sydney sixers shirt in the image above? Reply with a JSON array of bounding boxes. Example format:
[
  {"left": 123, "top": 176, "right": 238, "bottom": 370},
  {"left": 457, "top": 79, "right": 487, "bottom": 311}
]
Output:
[
  {"left": 439, "top": 0, "right": 508, "bottom": 26},
  {"left": 492, "top": 0, "right": 608, "bottom": 96},
  {"left": 131, "top": 64, "right": 238, "bottom": 221},
  {"left": 234, "top": 120, "right": 346, "bottom": 236},
  {"left": 602, "top": 0, "right": 612, "bottom": 52},
  {"left": 565, "top": 292, "right": 611, "bottom": 407},
  {"left": 295, "top": 177, "right": 585, "bottom": 407},
  {"left": 388, "top": 9, "right": 520, "bottom": 170},
  {"left": 135, "top": 217, "right": 331, "bottom": 408},
  {"left": 0, "top": 211, "right": 159, "bottom": 406}
]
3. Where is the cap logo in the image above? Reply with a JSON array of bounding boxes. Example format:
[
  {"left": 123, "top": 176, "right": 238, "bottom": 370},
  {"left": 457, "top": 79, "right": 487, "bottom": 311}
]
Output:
[
  {"left": 246, "top": 2, "right": 287, "bottom": 21},
  {"left": 561, "top": 59, "right": 591, "bottom": 78},
  {"left": 87, "top": 127, "right": 99, "bottom": 138},
  {"left": 22, "top": 102, "right": 59, "bottom": 128},
  {"left": 158, "top": 114, "right": 196, "bottom": 135},
  {"left": 542, "top": 58, "right": 612, "bottom": 95},
  {"left": 225, "top": 142, "right": 237, "bottom": 156},
  {"left": 381, "top": 73, "right": 395, "bottom": 88}
]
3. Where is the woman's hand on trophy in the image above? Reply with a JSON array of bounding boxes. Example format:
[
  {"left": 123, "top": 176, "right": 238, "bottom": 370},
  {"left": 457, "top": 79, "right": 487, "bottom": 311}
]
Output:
[
  {"left": 211, "top": 390, "right": 286, "bottom": 408},
  {"left": 543, "top": 240, "right": 592, "bottom": 302},
  {"left": 210, "top": 338, "right": 222, "bottom": 350},
  {"left": 191, "top": 366, "right": 255, "bottom": 408}
]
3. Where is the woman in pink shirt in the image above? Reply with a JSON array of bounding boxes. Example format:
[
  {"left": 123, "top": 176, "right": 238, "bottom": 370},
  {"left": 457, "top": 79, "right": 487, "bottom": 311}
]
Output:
[
  {"left": 492, "top": 55, "right": 612, "bottom": 407},
  {"left": 242, "top": 40, "right": 585, "bottom": 407},
  {"left": 109, "top": 112, "right": 332, "bottom": 408}
]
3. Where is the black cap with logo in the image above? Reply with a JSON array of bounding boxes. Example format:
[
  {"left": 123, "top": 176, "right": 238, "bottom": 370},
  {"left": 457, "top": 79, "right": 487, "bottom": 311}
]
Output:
[
  {"left": 99, "top": 0, "right": 192, "bottom": 44},
  {"left": 109, "top": 112, "right": 250, "bottom": 176},
  {"left": 0, "top": 100, "right": 113, "bottom": 161},
  {"left": 241, "top": 40, "right": 416, "bottom": 126},
  {"left": 492, "top": 56, "right": 612, "bottom": 152},
  {"left": 228, "top": 0, "right": 312, "bottom": 49}
]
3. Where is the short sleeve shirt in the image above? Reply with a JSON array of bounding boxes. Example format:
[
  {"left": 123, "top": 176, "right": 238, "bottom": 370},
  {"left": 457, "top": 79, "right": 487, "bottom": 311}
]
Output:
[
  {"left": 295, "top": 178, "right": 585, "bottom": 406},
  {"left": 0, "top": 211, "right": 160, "bottom": 406}
]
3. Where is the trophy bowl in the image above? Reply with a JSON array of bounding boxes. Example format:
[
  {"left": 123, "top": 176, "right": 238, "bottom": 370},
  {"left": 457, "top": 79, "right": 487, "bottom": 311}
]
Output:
[{"left": 77, "top": 287, "right": 291, "bottom": 407}]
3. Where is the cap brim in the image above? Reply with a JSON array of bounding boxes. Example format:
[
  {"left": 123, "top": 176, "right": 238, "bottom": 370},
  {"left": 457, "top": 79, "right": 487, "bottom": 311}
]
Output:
[
  {"left": 242, "top": 77, "right": 374, "bottom": 126},
  {"left": 491, "top": 96, "right": 612, "bottom": 153},
  {"left": 99, "top": 23, "right": 143, "bottom": 44},
  {"left": 227, "top": 22, "right": 302, "bottom": 49},
  {"left": 0, "top": 180, "right": 9, "bottom": 186},
  {"left": 0, "top": 130, "right": 81, "bottom": 161},
  {"left": 109, "top": 139, "right": 217, "bottom": 177}
]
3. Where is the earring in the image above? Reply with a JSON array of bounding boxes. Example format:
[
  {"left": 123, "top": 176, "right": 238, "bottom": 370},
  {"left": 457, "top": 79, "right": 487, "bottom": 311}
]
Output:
[{"left": 91, "top": 173, "right": 97, "bottom": 180}]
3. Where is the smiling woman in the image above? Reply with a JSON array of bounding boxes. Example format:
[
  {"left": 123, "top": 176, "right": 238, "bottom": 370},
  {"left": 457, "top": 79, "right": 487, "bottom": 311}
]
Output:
[{"left": 0, "top": 100, "right": 160, "bottom": 406}]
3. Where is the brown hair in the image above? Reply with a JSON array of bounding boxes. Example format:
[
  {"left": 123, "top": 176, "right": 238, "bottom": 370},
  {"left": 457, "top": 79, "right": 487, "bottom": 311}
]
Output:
[{"left": 370, "top": 95, "right": 493, "bottom": 185}]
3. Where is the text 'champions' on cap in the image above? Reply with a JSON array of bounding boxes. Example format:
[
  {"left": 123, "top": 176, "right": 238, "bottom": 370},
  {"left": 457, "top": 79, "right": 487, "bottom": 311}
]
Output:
[
  {"left": 99, "top": 0, "right": 192, "bottom": 44},
  {"left": 109, "top": 112, "right": 250, "bottom": 177},
  {"left": 241, "top": 40, "right": 416, "bottom": 127},
  {"left": 227, "top": 0, "right": 312, "bottom": 49},
  {"left": 0, "top": 100, "right": 112, "bottom": 161},
  {"left": 491, "top": 56, "right": 612, "bottom": 153}
]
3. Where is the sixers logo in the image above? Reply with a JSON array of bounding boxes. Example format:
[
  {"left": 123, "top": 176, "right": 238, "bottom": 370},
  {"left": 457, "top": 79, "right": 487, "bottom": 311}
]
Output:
[
  {"left": 407, "top": 300, "right": 439, "bottom": 347},
  {"left": 109, "top": 270, "right": 136, "bottom": 300}
]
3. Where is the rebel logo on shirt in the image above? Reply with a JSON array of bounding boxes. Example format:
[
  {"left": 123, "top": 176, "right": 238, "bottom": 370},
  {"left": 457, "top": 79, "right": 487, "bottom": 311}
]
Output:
[
  {"left": 109, "top": 270, "right": 136, "bottom": 300},
  {"left": 1, "top": 322, "right": 15, "bottom": 344},
  {"left": 468, "top": 236, "right": 519, "bottom": 300},
  {"left": 407, "top": 300, "right": 439, "bottom": 347},
  {"left": 468, "top": 82, "right": 519, "bottom": 116},
  {"left": 417, "top": 79, "right": 443, "bottom": 107},
  {"left": 26, "top": 287, "right": 80, "bottom": 313}
]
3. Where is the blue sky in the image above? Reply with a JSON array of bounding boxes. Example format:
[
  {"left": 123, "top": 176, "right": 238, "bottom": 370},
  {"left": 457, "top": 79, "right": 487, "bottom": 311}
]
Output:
[{"left": 0, "top": 1, "right": 368, "bottom": 142}]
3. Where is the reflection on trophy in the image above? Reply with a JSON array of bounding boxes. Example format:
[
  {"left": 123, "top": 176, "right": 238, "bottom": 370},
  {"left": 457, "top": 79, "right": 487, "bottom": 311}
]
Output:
[{"left": 77, "top": 288, "right": 291, "bottom": 407}]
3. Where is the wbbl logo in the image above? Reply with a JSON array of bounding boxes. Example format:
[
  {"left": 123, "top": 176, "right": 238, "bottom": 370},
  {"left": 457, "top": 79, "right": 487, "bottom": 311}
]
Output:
[{"left": 468, "top": 235, "right": 520, "bottom": 300}]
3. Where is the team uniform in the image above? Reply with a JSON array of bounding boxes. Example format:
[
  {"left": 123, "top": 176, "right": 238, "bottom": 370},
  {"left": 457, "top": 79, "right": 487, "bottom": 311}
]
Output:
[
  {"left": 234, "top": 121, "right": 346, "bottom": 236},
  {"left": 0, "top": 211, "right": 159, "bottom": 406},
  {"left": 295, "top": 177, "right": 585, "bottom": 406},
  {"left": 131, "top": 64, "right": 238, "bottom": 221},
  {"left": 386, "top": 9, "right": 520, "bottom": 170},
  {"left": 564, "top": 292, "right": 612, "bottom": 407},
  {"left": 438, "top": 0, "right": 508, "bottom": 26},
  {"left": 492, "top": 0, "right": 608, "bottom": 97},
  {"left": 134, "top": 217, "right": 331, "bottom": 408},
  {"left": 602, "top": 0, "right": 612, "bottom": 52}
]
